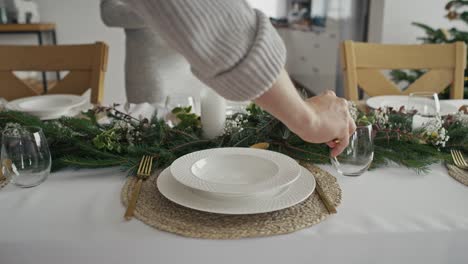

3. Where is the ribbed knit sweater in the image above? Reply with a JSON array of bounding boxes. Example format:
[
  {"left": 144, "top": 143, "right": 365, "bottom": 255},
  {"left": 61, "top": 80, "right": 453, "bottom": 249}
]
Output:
[{"left": 131, "top": 0, "right": 286, "bottom": 101}]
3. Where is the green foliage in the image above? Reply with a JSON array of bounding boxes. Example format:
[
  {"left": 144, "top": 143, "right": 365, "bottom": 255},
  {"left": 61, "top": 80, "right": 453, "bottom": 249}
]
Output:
[
  {"left": 171, "top": 106, "right": 202, "bottom": 134},
  {"left": 92, "top": 128, "right": 123, "bottom": 153},
  {"left": 372, "top": 142, "right": 447, "bottom": 173},
  {"left": 445, "top": 118, "right": 468, "bottom": 149},
  {"left": 0, "top": 103, "right": 467, "bottom": 175}
]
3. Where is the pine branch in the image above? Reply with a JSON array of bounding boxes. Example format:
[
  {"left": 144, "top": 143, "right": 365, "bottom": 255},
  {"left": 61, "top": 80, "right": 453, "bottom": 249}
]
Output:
[
  {"left": 169, "top": 139, "right": 212, "bottom": 152},
  {"left": 2, "top": 102, "right": 467, "bottom": 174},
  {"left": 60, "top": 156, "right": 127, "bottom": 168}
]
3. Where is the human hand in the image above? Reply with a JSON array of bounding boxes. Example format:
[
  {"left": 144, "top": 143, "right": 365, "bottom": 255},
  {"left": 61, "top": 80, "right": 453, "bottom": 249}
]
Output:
[
  {"left": 253, "top": 70, "right": 355, "bottom": 157},
  {"left": 293, "top": 90, "right": 356, "bottom": 157}
]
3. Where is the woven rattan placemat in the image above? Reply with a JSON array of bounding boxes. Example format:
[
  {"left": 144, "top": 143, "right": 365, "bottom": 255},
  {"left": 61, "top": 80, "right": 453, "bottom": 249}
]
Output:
[
  {"left": 121, "top": 164, "right": 341, "bottom": 239},
  {"left": 447, "top": 164, "right": 468, "bottom": 186}
]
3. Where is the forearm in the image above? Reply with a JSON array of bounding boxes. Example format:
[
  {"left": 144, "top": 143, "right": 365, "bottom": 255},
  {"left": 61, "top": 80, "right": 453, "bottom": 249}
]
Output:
[{"left": 254, "top": 69, "right": 317, "bottom": 136}]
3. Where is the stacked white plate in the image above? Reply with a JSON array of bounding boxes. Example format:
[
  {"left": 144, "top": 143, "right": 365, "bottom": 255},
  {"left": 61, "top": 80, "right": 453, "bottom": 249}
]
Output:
[
  {"left": 158, "top": 147, "right": 316, "bottom": 214},
  {"left": 6, "top": 94, "right": 88, "bottom": 120}
]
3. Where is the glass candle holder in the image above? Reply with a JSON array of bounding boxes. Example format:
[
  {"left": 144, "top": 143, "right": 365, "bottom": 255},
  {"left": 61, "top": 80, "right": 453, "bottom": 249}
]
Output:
[{"left": 1, "top": 126, "right": 51, "bottom": 187}]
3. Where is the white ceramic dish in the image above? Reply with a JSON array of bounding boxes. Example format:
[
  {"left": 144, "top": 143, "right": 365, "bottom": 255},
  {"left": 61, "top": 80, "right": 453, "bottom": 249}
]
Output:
[
  {"left": 170, "top": 148, "right": 301, "bottom": 195},
  {"left": 6, "top": 94, "right": 87, "bottom": 120},
  {"left": 157, "top": 166, "right": 315, "bottom": 215},
  {"left": 366, "top": 95, "right": 459, "bottom": 115}
]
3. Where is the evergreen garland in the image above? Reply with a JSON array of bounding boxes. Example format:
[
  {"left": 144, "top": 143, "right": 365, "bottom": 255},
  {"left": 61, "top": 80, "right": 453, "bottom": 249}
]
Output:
[{"left": 0, "top": 103, "right": 467, "bottom": 175}]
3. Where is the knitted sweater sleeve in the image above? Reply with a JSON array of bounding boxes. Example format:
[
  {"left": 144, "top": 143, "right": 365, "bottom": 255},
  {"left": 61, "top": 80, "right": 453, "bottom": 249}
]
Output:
[{"left": 131, "top": 0, "right": 286, "bottom": 101}]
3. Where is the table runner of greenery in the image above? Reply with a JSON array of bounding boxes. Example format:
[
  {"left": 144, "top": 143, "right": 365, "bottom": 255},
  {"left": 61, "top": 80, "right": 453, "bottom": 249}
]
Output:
[{"left": 0, "top": 103, "right": 467, "bottom": 174}]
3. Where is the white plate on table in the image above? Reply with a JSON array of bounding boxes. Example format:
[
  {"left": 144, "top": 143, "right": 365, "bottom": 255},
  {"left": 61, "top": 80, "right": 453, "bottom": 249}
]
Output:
[
  {"left": 157, "top": 166, "right": 315, "bottom": 215},
  {"left": 366, "top": 95, "right": 459, "bottom": 115},
  {"left": 170, "top": 148, "right": 301, "bottom": 195},
  {"left": 6, "top": 94, "right": 87, "bottom": 120}
]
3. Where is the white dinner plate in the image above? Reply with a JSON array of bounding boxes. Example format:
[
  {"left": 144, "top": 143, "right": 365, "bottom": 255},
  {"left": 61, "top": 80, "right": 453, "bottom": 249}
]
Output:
[
  {"left": 366, "top": 95, "right": 459, "bottom": 115},
  {"left": 170, "top": 148, "right": 301, "bottom": 195},
  {"left": 6, "top": 94, "right": 87, "bottom": 120},
  {"left": 157, "top": 166, "right": 315, "bottom": 214}
]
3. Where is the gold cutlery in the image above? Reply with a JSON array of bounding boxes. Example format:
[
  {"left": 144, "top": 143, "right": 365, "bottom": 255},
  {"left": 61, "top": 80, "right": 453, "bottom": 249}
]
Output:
[
  {"left": 451, "top": 150, "right": 468, "bottom": 170},
  {"left": 0, "top": 168, "right": 5, "bottom": 182},
  {"left": 124, "top": 155, "right": 154, "bottom": 220},
  {"left": 0, "top": 159, "right": 13, "bottom": 189},
  {"left": 0, "top": 159, "right": 13, "bottom": 181}
]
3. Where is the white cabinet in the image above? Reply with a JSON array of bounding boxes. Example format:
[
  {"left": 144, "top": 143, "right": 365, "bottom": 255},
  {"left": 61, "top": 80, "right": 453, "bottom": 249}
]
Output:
[{"left": 277, "top": 24, "right": 339, "bottom": 95}]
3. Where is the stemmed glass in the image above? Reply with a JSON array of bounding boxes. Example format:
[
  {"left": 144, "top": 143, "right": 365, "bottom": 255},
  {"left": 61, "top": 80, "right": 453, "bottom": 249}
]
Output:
[
  {"left": 164, "top": 95, "right": 197, "bottom": 113},
  {"left": 407, "top": 92, "right": 440, "bottom": 117},
  {"left": 331, "top": 125, "right": 374, "bottom": 177},
  {"left": 159, "top": 95, "right": 198, "bottom": 126},
  {"left": 407, "top": 92, "right": 441, "bottom": 130},
  {"left": 1, "top": 126, "right": 51, "bottom": 187}
]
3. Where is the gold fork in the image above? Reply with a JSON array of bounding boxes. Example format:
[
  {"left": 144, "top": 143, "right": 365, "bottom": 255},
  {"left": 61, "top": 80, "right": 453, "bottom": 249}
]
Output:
[
  {"left": 124, "top": 155, "right": 154, "bottom": 220},
  {"left": 451, "top": 150, "right": 468, "bottom": 170},
  {"left": 0, "top": 159, "right": 13, "bottom": 181}
]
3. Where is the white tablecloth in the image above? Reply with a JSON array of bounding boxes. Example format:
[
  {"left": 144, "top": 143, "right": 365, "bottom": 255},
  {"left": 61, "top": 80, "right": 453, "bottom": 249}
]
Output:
[{"left": 0, "top": 100, "right": 467, "bottom": 264}]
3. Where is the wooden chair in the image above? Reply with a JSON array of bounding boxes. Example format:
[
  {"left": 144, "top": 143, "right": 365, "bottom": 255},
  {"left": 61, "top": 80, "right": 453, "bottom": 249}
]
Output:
[
  {"left": 0, "top": 42, "right": 108, "bottom": 104},
  {"left": 341, "top": 40, "right": 467, "bottom": 101}
]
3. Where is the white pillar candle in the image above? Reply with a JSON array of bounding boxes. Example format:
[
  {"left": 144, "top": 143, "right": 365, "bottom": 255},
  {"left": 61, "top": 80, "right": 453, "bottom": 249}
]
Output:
[{"left": 201, "top": 88, "right": 226, "bottom": 139}]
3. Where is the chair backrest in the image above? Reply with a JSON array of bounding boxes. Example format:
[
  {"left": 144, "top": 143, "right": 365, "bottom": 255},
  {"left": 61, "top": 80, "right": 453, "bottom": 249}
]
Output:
[
  {"left": 0, "top": 42, "right": 108, "bottom": 104},
  {"left": 341, "top": 40, "right": 467, "bottom": 101}
]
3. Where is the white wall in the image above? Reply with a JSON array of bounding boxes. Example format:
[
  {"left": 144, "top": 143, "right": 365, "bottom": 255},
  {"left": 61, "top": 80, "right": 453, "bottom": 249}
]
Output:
[
  {"left": 371, "top": 0, "right": 467, "bottom": 44},
  {"left": 247, "top": 0, "right": 287, "bottom": 18},
  {"left": 3, "top": 0, "right": 463, "bottom": 104},
  {"left": 0, "top": 0, "right": 126, "bottom": 104}
]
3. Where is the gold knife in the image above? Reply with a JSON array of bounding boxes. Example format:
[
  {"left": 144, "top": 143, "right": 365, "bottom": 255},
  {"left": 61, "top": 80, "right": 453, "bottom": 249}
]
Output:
[{"left": 0, "top": 159, "right": 12, "bottom": 181}]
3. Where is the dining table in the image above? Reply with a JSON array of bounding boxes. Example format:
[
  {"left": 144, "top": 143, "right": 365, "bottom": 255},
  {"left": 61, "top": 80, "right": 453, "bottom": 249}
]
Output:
[{"left": 0, "top": 100, "right": 467, "bottom": 264}]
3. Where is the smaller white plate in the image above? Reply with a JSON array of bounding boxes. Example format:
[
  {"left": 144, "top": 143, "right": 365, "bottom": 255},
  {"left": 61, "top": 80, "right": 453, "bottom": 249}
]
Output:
[
  {"left": 170, "top": 148, "right": 301, "bottom": 195},
  {"left": 157, "top": 166, "right": 315, "bottom": 215},
  {"left": 6, "top": 94, "right": 87, "bottom": 120},
  {"left": 366, "top": 95, "right": 459, "bottom": 115}
]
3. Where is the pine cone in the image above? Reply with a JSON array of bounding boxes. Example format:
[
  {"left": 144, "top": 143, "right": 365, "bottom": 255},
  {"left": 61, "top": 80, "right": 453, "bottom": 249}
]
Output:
[
  {"left": 459, "top": 105, "right": 468, "bottom": 114},
  {"left": 446, "top": 11, "right": 459, "bottom": 20}
]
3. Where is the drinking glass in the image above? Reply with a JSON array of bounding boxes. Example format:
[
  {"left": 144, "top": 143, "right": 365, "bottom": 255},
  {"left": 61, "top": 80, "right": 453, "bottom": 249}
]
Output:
[
  {"left": 331, "top": 125, "right": 374, "bottom": 177},
  {"left": 159, "top": 95, "right": 199, "bottom": 127},
  {"left": 407, "top": 92, "right": 440, "bottom": 117},
  {"left": 1, "top": 126, "right": 51, "bottom": 187}
]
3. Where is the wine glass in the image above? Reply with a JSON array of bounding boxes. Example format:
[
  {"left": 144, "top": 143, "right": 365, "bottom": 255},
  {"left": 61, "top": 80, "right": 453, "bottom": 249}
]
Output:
[
  {"left": 164, "top": 95, "right": 198, "bottom": 113},
  {"left": 407, "top": 92, "right": 440, "bottom": 117},
  {"left": 331, "top": 125, "right": 374, "bottom": 177},
  {"left": 408, "top": 92, "right": 441, "bottom": 130},
  {"left": 1, "top": 126, "right": 51, "bottom": 188},
  {"left": 160, "top": 95, "right": 198, "bottom": 126}
]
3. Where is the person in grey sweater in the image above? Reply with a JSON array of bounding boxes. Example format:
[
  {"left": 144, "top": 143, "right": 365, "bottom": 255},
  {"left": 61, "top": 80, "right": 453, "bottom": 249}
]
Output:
[{"left": 131, "top": 0, "right": 356, "bottom": 156}]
